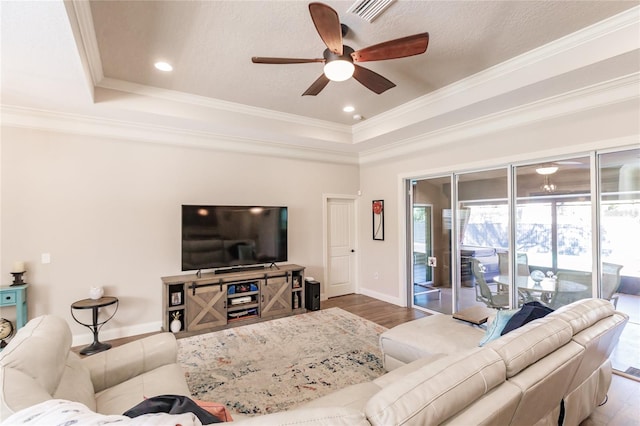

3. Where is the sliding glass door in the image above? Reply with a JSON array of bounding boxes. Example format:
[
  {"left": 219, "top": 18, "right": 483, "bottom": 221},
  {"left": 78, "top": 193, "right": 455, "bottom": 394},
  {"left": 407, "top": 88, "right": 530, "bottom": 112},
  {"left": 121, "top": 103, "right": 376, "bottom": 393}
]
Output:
[
  {"left": 411, "top": 177, "right": 452, "bottom": 314},
  {"left": 514, "top": 157, "right": 593, "bottom": 308},
  {"left": 406, "top": 147, "right": 638, "bottom": 378},
  {"left": 457, "top": 169, "right": 509, "bottom": 311},
  {"left": 600, "top": 148, "right": 640, "bottom": 377}
]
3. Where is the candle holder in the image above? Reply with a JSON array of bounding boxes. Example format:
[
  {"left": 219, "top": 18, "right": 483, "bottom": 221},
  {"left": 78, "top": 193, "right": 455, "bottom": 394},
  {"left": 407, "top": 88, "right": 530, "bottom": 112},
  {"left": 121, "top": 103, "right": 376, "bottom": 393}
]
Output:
[{"left": 11, "top": 271, "right": 26, "bottom": 286}]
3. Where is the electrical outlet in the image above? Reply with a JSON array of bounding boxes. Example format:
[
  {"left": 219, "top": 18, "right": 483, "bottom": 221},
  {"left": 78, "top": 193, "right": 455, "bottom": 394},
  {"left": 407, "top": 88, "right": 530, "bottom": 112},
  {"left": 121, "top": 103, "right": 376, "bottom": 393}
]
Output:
[
  {"left": 41, "top": 253, "right": 51, "bottom": 264},
  {"left": 428, "top": 257, "right": 437, "bottom": 267},
  {"left": 373, "top": 272, "right": 379, "bottom": 280}
]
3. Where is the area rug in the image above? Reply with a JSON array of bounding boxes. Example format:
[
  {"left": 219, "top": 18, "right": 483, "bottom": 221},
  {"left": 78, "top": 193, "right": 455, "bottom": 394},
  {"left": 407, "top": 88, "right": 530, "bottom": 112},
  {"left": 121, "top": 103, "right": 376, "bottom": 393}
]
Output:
[{"left": 177, "top": 308, "right": 387, "bottom": 416}]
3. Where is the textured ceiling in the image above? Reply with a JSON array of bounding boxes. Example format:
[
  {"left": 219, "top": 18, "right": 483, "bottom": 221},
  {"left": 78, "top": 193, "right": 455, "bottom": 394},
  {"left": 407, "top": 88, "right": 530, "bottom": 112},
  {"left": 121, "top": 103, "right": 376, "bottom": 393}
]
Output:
[
  {"left": 88, "top": 1, "right": 637, "bottom": 125},
  {"left": 1, "top": 0, "right": 638, "bottom": 159}
]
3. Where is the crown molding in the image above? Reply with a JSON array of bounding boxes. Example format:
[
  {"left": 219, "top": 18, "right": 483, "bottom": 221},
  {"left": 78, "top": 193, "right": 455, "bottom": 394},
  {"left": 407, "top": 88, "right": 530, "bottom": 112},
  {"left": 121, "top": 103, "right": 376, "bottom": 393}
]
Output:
[
  {"left": 359, "top": 73, "right": 640, "bottom": 165},
  {"left": 3, "top": 72, "right": 636, "bottom": 167},
  {"left": 0, "top": 106, "right": 359, "bottom": 166},
  {"left": 96, "top": 78, "right": 352, "bottom": 137},
  {"left": 352, "top": 5, "right": 640, "bottom": 144},
  {"left": 64, "top": 0, "right": 103, "bottom": 90}
]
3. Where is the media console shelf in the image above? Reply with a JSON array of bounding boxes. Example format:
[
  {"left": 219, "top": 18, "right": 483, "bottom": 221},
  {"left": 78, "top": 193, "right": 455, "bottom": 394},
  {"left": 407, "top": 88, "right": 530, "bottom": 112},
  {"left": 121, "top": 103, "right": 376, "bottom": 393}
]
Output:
[{"left": 161, "top": 264, "right": 305, "bottom": 335}]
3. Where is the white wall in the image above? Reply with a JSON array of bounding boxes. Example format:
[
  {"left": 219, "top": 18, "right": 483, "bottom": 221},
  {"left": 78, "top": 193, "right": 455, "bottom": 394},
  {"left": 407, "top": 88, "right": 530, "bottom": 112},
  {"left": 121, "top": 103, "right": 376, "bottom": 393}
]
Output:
[
  {"left": 1, "top": 126, "right": 359, "bottom": 342},
  {"left": 357, "top": 99, "right": 640, "bottom": 306},
  {"left": 2, "top": 94, "right": 638, "bottom": 342}
]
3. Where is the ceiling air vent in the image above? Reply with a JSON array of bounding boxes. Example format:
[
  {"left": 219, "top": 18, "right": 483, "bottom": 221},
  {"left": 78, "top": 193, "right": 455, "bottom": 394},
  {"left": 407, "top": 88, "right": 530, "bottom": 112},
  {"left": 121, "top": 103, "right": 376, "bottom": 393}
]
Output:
[{"left": 347, "top": 0, "right": 395, "bottom": 22}]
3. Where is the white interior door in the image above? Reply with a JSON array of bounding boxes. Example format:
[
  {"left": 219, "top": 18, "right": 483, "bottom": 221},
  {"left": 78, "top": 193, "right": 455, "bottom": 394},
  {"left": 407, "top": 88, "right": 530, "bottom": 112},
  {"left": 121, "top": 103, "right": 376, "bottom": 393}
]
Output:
[{"left": 327, "top": 198, "right": 356, "bottom": 298}]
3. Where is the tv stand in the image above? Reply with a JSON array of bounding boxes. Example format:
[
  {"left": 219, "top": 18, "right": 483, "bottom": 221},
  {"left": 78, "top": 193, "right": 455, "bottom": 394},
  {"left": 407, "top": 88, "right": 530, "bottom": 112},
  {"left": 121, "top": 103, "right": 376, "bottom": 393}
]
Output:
[
  {"left": 161, "top": 264, "right": 306, "bottom": 335},
  {"left": 214, "top": 265, "right": 266, "bottom": 275}
]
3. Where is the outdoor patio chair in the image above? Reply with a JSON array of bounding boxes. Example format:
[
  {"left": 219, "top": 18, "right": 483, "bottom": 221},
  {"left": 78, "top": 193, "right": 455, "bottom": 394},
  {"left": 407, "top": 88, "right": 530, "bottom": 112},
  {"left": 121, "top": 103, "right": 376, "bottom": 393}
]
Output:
[
  {"left": 602, "top": 262, "right": 624, "bottom": 308},
  {"left": 472, "top": 258, "right": 509, "bottom": 309}
]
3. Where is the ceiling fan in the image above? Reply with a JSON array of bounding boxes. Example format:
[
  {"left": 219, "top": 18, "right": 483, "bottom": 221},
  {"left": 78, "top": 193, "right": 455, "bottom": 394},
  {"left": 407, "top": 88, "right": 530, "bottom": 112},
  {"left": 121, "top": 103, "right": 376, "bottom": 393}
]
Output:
[{"left": 251, "top": 2, "right": 429, "bottom": 96}]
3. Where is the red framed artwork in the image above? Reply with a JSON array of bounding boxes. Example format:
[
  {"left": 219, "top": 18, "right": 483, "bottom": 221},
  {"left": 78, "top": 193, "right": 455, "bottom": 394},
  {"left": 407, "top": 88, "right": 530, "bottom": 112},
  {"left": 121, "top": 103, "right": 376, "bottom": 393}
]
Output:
[{"left": 372, "top": 200, "right": 384, "bottom": 240}]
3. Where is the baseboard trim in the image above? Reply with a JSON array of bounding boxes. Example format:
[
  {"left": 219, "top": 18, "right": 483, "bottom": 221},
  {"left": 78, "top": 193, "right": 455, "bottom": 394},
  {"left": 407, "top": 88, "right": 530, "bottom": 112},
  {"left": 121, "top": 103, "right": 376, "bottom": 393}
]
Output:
[
  {"left": 72, "top": 320, "right": 162, "bottom": 347},
  {"left": 358, "top": 288, "right": 405, "bottom": 307}
]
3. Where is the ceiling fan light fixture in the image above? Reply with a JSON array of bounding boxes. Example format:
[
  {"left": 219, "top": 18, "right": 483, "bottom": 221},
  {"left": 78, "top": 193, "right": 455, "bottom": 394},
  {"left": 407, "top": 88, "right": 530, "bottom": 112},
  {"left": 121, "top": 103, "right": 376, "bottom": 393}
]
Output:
[
  {"left": 324, "top": 59, "right": 355, "bottom": 82},
  {"left": 536, "top": 165, "right": 558, "bottom": 175},
  {"left": 541, "top": 176, "right": 557, "bottom": 193}
]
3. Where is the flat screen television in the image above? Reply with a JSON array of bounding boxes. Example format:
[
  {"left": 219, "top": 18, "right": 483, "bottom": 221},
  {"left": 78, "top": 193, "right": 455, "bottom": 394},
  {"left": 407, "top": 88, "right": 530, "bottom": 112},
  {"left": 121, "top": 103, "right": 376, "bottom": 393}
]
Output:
[{"left": 182, "top": 205, "right": 288, "bottom": 271}]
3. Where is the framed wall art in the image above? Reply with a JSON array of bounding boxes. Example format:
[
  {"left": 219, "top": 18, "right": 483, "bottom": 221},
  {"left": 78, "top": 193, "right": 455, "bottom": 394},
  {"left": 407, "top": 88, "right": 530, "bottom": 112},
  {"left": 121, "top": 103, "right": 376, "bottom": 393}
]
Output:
[{"left": 372, "top": 200, "right": 384, "bottom": 240}]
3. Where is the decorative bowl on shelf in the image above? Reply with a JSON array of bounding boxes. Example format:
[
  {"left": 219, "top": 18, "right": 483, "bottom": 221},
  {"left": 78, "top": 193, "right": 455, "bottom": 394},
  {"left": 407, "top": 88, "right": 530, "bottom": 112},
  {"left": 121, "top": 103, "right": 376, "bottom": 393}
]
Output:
[
  {"left": 530, "top": 270, "right": 545, "bottom": 282},
  {"left": 530, "top": 270, "right": 545, "bottom": 288},
  {"left": 89, "top": 286, "right": 104, "bottom": 300}
]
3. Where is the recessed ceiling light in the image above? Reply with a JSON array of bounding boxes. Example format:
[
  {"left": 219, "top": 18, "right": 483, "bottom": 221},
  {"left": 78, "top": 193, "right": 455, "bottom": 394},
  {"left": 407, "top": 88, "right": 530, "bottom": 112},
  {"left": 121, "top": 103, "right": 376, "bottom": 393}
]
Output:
[
  {"left": 343, "top": 105, "right": 355, "bottom": 112},
  {"left": 154, "top": 61, "right": 173, "bottom": 72}
]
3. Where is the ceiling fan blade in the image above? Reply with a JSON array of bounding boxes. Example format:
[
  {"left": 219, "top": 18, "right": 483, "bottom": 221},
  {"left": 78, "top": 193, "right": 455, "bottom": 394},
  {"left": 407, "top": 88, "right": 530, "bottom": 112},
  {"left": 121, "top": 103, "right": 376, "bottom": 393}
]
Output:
[
  {"left": 352, "top": 65, "right": 395, "bottom": 94},
  {"left": 309, "top": 2, "right": 343, "bottom": 55},
  {"left": 302, "top": 74, "right": 330, "bottom": 96},
  {"left": 252, "top": 57, "right": 324, "bottom": 64},
  {"left": 351, "top": 32, "right": 429, "bottom": 62}
]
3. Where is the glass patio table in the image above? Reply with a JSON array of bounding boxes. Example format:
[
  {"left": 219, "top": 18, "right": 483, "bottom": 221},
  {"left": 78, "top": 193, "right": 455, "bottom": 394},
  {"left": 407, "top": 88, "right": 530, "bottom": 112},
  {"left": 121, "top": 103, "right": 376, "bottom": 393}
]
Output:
[{"left": 493, "top": 275, "right": 588, "bottom": 306}]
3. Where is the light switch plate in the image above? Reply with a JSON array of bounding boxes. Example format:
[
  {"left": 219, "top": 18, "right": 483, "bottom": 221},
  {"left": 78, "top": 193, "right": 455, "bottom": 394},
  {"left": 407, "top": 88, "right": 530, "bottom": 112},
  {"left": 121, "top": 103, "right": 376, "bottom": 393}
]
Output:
[{"left": 428, "top": 257, "right": 437, "bottom": 267}]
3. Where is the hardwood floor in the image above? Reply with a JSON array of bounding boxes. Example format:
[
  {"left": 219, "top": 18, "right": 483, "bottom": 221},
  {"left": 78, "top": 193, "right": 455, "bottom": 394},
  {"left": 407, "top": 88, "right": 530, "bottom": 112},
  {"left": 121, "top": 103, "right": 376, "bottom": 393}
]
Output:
[
  {"left": 321, "top": 293, "right": 429, "bottom": 328},
  {"left": 79, "top": 293, "right": 638, "bottom": 425},
  {"left": 78, "top": 293, "right": 429, "bottom": 354}
]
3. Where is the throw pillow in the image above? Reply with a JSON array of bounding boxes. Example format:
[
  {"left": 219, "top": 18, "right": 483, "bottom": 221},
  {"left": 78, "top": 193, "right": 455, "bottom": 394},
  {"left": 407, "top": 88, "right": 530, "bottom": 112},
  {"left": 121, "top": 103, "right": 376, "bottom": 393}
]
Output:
[
  {"left": 479, "top": 309, "right": 519, "bottom": 346},
  {"left": 124, "top": 394, "right": 222, "bottom": 424},
  {"left": 194, "top": 399, "right": 234, "bottom": 422},
  {"left": 501, "top": 301, "right": 553, "bottom": 336}
]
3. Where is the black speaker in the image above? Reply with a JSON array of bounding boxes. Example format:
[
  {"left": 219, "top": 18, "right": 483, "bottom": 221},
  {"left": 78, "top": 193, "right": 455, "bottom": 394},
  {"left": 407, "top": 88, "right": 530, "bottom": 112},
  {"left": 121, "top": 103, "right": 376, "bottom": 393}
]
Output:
[{"left": 305, "top": 280, "right": 321, "bottom": 311}]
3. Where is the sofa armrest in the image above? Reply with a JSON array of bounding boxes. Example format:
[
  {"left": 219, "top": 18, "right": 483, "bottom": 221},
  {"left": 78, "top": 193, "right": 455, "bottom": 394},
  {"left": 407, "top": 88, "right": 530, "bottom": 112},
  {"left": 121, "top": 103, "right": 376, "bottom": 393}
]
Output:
[
  {"left": 82, "top": 333, "right": 179, "bottom": 393},
  {"left": 232, "top": 406, "right": 369, "bottom": 425}
]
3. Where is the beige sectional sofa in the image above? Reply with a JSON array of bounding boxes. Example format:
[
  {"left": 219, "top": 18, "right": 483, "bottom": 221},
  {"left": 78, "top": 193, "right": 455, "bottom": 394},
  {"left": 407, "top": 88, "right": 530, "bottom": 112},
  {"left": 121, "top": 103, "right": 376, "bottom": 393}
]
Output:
[
  {"left": 0, "top": 315, "right": 191, "bottom": 420},
  {"left": 0, "top": 298, "right": 627, "bottom": 425}
]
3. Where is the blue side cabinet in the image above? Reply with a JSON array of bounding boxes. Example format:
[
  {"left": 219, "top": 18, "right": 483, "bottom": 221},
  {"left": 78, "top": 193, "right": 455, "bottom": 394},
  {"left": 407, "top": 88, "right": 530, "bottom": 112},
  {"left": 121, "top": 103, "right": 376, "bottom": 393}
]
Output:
[{"left": 0, "top": 284, "right": 28, "bottom": 329}]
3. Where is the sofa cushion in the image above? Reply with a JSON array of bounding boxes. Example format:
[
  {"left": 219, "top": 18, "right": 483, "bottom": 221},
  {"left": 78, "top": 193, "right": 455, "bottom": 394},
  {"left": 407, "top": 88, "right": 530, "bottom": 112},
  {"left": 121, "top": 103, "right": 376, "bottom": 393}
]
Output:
[
  {"left": 379, "top": 314, "right": 484, "bottom": 368},
  {"left": 364, "top": 347, "right": 505, "bottom": 425},
  {"left": 95, "top": 363, "right": 192, "bottom": 415},
  {"left": 0, "top": 367, "right": 53, "bottom": 420},
  {"left": 0, "top": 315, "right": 71, "bottom": 395},
  {"left": 52, "top": 352, "right": 96, "bottom": 411},
  {"left": 565, "top": 312, "right": 628, "bottom": 395},
  {"left": 0, "top": 315, "right": 81, "bottom": 420},
  {"left": 232, "top": 406, "right": 370, "bottom": 425},
  {"left": 83, "top": 333, "right": 180, "bottom": 393},
  {"left": 479, "top": 309, "right": 518, "bottom": 346},
  {"left": 504, "top": 341, "right": 584, "bottom": 426},
  {"left": 501, "top": 301, "right": 553, "bottom": 336},
  {"left": 487, "top": 316, "right": 572, "bottom": 377},
  {"left": 301, "top": 381, "right": 382, "bottom": 411},
  {"left": 373, "top": 354, "right": 448, "bottom": 388},
  {"left": 441, "top": 381, "right": 522, "bottom": 426},
  {"left": 548, "top": 298, "right": 615, "bottom": 335}
]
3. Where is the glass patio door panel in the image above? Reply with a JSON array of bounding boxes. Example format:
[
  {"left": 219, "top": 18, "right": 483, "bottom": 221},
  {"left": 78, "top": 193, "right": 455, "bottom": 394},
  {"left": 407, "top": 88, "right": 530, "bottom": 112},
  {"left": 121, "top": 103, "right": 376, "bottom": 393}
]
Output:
[
  {"left": 514, "top": 157, "right": 592, "bottom": 308},
  {"left": 599, "top": 148, "right": 640, "bottom": 376},
  {"left": 599, "top": 149, "right": 640, "bottom": 283},
  {"left": 457, "top": 169, "right": 509, "bottom": 311},
  {"left": 411, "top": 177, "right": 452, "bottom": 314}
]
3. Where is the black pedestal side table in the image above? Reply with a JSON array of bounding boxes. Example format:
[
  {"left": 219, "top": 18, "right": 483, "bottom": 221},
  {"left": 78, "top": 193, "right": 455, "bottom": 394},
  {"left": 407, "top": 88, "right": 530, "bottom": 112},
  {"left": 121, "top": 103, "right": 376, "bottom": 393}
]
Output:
[{"left": 70, "top": 296, "right": 119, "bottom": 355}]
